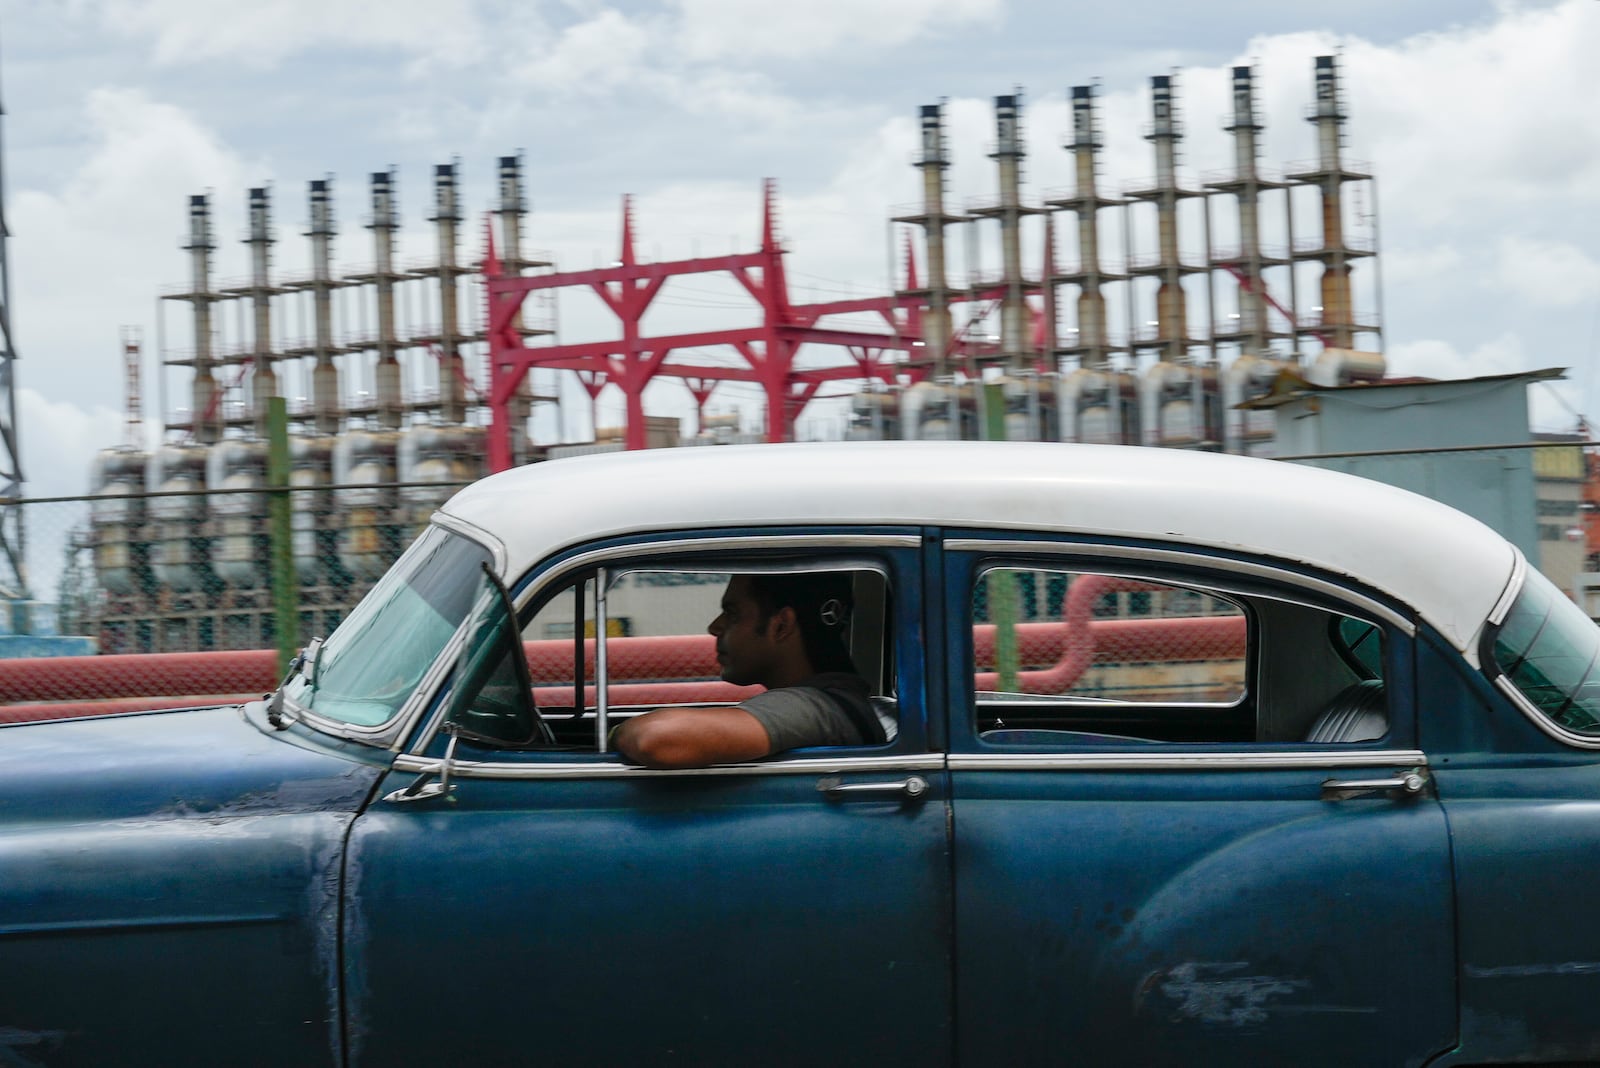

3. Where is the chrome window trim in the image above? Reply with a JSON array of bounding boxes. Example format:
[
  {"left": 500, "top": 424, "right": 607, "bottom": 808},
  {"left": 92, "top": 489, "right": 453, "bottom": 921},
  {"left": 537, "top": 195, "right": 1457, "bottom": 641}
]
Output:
[
  {"left": 949, "top": 749, "right": 1428, "bottom": 772},
  {"left": 944, "top": 538, "right": 1416, "bottom": 636},
  {"left": 1493, "top": 675, "right": 1600, "bottom": 751},
  {"left": 404, "top": 531, "right": 921, "bottom": 755},
  {"left": 1485, "top": 547, "right": 1528, "bottom": 627},
  {"left": 390, "top": 752, "right": 944, "bottom": 782},
  {"left": 429, "top": 511, "right": 508, "bottom": 576}
]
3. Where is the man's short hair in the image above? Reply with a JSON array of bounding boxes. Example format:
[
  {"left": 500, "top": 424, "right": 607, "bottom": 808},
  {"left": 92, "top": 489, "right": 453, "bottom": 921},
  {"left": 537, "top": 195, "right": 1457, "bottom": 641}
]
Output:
[{"left": 744, "top": 572, "right": 857, "bottom": 674}]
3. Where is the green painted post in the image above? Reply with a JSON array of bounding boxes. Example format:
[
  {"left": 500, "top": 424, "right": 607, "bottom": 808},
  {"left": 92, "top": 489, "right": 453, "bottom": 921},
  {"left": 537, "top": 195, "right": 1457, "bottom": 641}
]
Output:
[
  {"left": 983, "top": 382, "right": 1021, "bottom": 692},
  {"left": 266, "top": 397, "right": 298, "bottom": 676}
]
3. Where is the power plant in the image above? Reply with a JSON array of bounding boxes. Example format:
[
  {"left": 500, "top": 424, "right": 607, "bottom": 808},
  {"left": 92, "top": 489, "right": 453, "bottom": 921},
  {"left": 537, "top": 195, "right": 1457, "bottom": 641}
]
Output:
[{"left": 81, "top": 56, "right": 1385, "bottom": 653}]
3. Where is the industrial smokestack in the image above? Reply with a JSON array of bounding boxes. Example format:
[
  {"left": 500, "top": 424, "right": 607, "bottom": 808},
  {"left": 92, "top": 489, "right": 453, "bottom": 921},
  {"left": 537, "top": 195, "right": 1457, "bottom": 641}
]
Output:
[
  {"left": 1308, "top": 54, "right": 1354, "bottom": 348},
  {"left": 307, "top": 177, "right": 340, "bottom": 435},
  {"left": 245, "top": 186, "right": 277, "bottom": 434},
  {"left": 431, "top": 162, "right": 465, "bottom": 424},
  {"left": 1067, "top": 84, "right": 1112, "bottom": 368},
  {"left": 368, "top": 169, "right": 402, "bottom": 429},
  {"left": 495, "top": 153, "right": 532, "bottom": 461},
  {"left": 991, "top": 93, "right": 1028, "bottom": 370},
  {"left": 1225, "top": 65, "right": 1269, "bottom": 346},
  {"left": 185, "top": 194, "right": 220, "bottom": 443},
  {"left": 1145, "top": 74, "right": 1189, "bottom": 363},
  {"left": 911, "top": 103, "right": 953, "bottom": 375}
]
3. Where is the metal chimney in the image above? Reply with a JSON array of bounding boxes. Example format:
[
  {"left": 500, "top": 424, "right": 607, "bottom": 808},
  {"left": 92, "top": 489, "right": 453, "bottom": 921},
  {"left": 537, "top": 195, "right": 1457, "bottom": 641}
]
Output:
[
  {"left": 1225, "top": 66, "right": 1269, "bottom": 346},
  {"left": 892, "top": 104, "right": 956, "bottom": 376},
  {"left": 1146, "top": 74, "right": 1188, "bottom": 361},
  {"left": 245, "top": 186, "right": 277, "bottom": 434},
  {"left": 991, "top": 93, "right": 1029, "bottom": 370},
  {"left": 184, "top": 194, "right": 220, "bottom": 443},
  {"left": 1307, "top": 54, "right": 1354, "bottom": 349},
  {"left": 430, "top": 162, "right": 465, "bottom": 425},
  {"left": 1060, "top": 84, "right": 1117, "bottom": 369},
  {"left": 307, "top": 177, "right": 340, "bottom": 434},
  {"left": 367, "top": 169, "right": 402, "bottom": 429}
]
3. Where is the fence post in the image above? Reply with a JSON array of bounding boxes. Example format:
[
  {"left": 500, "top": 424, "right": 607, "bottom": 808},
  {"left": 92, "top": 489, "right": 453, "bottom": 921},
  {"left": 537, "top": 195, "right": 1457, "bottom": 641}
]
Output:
[
  {"left": 266, "top": 397, "right": 298, "bottom": 675},
  {"left": 983, "top": 382, "right": 1020, "bottom": 692}
]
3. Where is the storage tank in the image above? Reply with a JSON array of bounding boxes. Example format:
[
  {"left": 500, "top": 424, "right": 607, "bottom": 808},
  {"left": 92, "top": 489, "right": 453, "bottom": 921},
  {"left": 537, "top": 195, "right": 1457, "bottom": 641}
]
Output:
[
  {"left": 398, "top": 424, "right": 485, "bottom": 530},
  {"left": 289, "top": 435, "right": 336, "bottom": 586},
  {"left": 1223, "top": 353, "right": 1292, "bottom": 455},
  {"left": 901, "top": 380, "right": 979, "bottom": 441},
  {"left": 1142, "top": 362, "right": 1222, "bottom": 448},
  {"left": 1058, "top": 368, "right": 1141, "bottom": 444},
  {"left": 333, "top": 428, "right": 403, "bottom": 582},
  {"left": 1308, "top": 348, "right": 1386, "bottom": 388},
  {"left": 846, "top": 388, "right": 902, "bottom": 441},
  {"left": 995, "top": 373, "right": 1059, "bottom": 442},
  {"left": 206, "top": 438, "right": 269, "bottom": 589},
  {"left": 145, "top": 444, "right": 213, "bottom": 593},
  {"left": 88, "top": 447, "right": 150, "bottom": 596}
]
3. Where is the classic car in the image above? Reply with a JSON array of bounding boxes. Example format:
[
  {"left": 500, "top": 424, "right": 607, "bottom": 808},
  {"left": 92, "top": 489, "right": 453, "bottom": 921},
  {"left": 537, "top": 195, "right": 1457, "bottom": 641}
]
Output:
[{"left": 4, "top": 440, "right": 1598, "bottom": 1067}]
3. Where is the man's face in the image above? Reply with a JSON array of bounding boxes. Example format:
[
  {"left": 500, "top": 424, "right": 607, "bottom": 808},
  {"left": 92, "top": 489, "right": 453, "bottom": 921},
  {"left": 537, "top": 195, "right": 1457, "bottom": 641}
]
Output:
[{"left": 708, "top": 575, "right": 781, "bottom": 688}]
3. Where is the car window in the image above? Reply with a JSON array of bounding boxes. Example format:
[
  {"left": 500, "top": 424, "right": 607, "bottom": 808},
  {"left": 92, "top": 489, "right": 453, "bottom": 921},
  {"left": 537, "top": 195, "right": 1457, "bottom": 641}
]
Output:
[
  {"left": 970, "top": 563, "right": 1390, "bottom": 745},
  {"left": 453, "top": 557, "right": 899, "bottom": 754},
  {"left": 1490, "top": 567, "right": 1600, "bottom": 736}
]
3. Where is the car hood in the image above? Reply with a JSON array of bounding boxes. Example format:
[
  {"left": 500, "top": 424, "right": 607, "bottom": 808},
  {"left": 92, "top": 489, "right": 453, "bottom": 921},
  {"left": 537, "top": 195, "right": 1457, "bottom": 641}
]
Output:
[{"left": 0, "top": 702, "right": 387, "bottom": 824}]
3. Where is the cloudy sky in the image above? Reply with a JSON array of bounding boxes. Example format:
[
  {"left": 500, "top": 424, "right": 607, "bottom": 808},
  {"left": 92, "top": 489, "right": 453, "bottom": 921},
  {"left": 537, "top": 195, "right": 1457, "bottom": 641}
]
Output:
[{"left": 3, "top": 0, "right": 1598, "bottom": 517}]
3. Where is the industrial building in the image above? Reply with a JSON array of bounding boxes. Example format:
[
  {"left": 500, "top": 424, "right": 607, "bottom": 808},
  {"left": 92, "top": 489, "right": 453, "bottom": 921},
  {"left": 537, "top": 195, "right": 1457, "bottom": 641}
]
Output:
[{"left": 81, "top": 55, "right": 1392, "bottom": 653}]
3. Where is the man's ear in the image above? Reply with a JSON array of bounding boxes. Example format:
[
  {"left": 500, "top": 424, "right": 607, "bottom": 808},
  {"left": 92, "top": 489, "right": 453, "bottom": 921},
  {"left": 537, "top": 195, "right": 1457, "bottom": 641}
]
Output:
[{"left": 768, "top": 605, "right": 800, "bottom": 643}]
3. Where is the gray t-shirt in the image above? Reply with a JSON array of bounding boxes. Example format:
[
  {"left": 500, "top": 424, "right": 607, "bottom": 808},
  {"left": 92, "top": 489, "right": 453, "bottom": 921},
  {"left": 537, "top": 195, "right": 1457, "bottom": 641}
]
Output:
[{"left": 740, "top": 672, "right": 877, "bottom": 753}]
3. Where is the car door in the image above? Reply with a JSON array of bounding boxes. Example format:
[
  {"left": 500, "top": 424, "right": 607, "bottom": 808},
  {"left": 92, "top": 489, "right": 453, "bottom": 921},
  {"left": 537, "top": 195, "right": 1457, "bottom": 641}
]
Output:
[
  {"left": 940, "top": 534, "right": 1457, "bottom": 1067},
  {"left": 342, "top": 531, "right": 952, "bottom": 1066}
]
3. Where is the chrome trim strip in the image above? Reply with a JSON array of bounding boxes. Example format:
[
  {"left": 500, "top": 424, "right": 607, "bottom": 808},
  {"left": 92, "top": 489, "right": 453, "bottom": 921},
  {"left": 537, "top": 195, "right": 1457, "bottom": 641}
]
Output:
[
  {"left": 949, "top": 749, "right": 1428, "bottom": 772},
  {"left": 402, "top": 532, "right": 917, "bottom": 755},
  {"left": 1486, "top": 547, "right": 1527, "bottom": 627},
  {"left": 1494, "top": 675, "right": 1600, "bottom": 751},
  {"left": 390, "top": 752, "right": 944, "bottom": 782},
  {"left": 529, "top": 534, "right": 918, "bottom": 605},
  {"left": 430, "top": 511, "right": 508, "bottom": 575},
  {"left": 944, "top": 539, "right": 1415, "bottom": 635}
]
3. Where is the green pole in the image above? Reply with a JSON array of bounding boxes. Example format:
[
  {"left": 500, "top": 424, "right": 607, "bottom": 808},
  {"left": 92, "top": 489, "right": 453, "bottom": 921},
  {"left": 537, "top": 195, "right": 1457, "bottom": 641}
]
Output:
[
  {"left": 266, "top": 397, "right": 298, "bottom": 676},
  {"left": 983, "top": 383, "right": 1020, "bottom": 692}
]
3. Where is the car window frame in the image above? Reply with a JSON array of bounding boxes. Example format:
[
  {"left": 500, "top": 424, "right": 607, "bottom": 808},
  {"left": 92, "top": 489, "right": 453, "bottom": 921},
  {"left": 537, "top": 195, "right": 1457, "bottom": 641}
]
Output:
[
  {"left": 939, "top": 532, "right": 1420, "bottom": 756},
  {"left": 398, "top": 527, "right": 936, "bottom": 778}
]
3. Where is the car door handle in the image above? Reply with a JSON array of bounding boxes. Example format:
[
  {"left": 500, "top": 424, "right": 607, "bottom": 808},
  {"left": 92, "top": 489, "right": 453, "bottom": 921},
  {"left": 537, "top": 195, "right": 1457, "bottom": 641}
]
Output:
[
  {"left": 817, "top": 775, "right": 929, "bottom": 800},
  {"left": 1321, "top": 771, "right": 1427, "bottom": 801}
]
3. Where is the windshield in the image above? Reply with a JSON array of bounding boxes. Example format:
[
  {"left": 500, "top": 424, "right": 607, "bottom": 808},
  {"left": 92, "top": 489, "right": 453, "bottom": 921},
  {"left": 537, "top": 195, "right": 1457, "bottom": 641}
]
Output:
[
  {"left": 284, "top": 525, "right": 494, "bottom": 728},
  {"left": 1490, "top": 567, "right": 1600, "bottom": 737}
]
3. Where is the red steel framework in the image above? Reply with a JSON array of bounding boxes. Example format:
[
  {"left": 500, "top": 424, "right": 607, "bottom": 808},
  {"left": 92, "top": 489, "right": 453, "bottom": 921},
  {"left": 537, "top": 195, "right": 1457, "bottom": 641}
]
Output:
[
  {"left": 481, "top": 179, "right": 1036, "bottom": 471},
  {"left": 482, "top": 179, "right": 926, "bottom": 468}
]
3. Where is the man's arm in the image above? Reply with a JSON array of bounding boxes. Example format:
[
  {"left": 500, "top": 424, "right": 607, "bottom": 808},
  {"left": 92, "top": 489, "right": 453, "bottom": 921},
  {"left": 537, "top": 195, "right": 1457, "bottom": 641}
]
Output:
[{"left": 611, "top": 706, "right": 772, "bottom": 770}]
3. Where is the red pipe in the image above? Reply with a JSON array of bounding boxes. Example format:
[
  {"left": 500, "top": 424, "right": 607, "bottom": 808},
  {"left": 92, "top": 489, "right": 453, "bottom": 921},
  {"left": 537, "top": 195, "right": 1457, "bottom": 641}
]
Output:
[
  {"left": 0, "top": 650, "right": 278, "bottom": 704},
  {"left": 0, "top": 694, "right": 263, "bottom": 725}
]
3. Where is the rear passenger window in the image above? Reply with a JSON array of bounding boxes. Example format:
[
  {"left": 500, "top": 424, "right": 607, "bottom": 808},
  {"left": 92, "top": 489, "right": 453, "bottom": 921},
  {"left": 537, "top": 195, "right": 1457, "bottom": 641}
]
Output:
[{"left": 970, "top": 564, "right": 1391, "bottom": 746}]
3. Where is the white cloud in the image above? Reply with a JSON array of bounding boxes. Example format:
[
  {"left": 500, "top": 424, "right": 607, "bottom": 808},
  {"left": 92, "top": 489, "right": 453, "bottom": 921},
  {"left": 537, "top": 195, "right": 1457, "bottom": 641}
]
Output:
[
  {"left": 519, "top": 8, "right": 652, "bottom": 93},
  {"left": 673, "top": 0, "right": 1002, "bottom": 61},
  {"left": 91, "top": 0, "right": 496, "bottom": 69},
  {"left": 11, "top": 88, "right": 257, "bottom": 416},
  {"left": 1494, "top": 236, "right": 1600, "bottom": 307}
]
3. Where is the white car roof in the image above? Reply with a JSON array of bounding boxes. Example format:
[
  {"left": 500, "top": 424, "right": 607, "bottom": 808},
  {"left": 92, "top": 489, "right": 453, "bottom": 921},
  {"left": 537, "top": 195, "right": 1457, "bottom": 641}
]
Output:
[{"left": 439, "top": 441, "right": 1517, "bottom": 652}]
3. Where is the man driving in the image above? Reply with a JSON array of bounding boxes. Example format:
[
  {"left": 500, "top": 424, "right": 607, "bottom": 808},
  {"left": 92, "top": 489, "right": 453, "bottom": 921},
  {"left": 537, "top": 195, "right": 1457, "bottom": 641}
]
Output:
[{"left": 611, "top": 572, "right": 887, "bottom": 769}]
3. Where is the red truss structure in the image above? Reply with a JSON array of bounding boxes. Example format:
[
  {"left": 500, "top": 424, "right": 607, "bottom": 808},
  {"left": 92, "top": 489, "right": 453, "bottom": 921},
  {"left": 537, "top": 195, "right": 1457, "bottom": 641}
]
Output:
[{"left": 483, "top": 179, "right": 936, "bottom": 470}]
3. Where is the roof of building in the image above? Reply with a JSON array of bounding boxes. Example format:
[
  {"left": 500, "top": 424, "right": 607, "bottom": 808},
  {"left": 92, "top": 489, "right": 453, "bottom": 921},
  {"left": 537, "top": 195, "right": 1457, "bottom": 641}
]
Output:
[
  {"left": 1239, "top": 366, "right": 1567, "bottom": 410},
  {"left": 439, "top": 440, "right": 1518, "bottom": 652}
]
